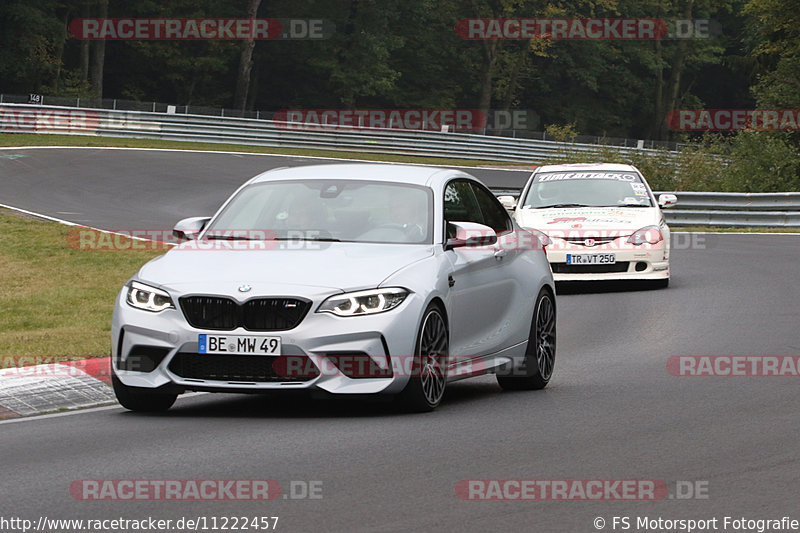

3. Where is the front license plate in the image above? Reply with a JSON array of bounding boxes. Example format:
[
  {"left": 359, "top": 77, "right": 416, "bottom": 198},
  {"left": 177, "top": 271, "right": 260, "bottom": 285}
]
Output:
[
  {"left": 566, "top": 253, "right": 616, "bottom": 265},
  {"left": 198, "top": 334, "right": 281, "bottom": 355}
]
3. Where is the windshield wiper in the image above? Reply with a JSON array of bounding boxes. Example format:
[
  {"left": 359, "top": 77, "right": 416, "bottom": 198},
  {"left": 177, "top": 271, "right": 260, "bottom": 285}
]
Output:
[
  {"left": 535, "top": 203, "right": 591, "bottom": 209},
  {"left": 204, "top": 234, "right": 255, "bottom": 240},
  {"left": 594, "top": 204, "right": 651, "bottom": 208},
  {"left": 272, "top": 236, "right": 342, "bottom": 242},
  {"left": 205, "top": 234, "right": 342, "bottom": 242}
]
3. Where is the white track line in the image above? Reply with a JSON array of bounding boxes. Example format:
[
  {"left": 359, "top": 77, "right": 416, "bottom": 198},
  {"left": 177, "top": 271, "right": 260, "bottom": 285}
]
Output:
[
  {"left": 2, "top": 201, "right": 797, "bottom": 237},
  {"left": 0, "top": 145, "right": 535, "bottom": 172},
  {"left": 0, "top": 202, "right": 84, "bottom": 226},
  {"left": 0, "top": 392, "right": 207, "bottom": 425},
  {"left": 0, "top": 202, "right": 173, "bottom": 244},
  {"left": 0, "top": 403, "right": 121, "bottom": 425}
]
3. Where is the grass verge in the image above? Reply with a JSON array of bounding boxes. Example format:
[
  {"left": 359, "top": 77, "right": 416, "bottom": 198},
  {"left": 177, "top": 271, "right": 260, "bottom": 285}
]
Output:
[
  {"left": 0, "top": 133, "right": 526, "bottom": 168},
  {"left": 672, "top": 226, "right": 800, "bottom": 233},
  {"left": 0, "top": 208, "right": 161, "bottom": 364}
]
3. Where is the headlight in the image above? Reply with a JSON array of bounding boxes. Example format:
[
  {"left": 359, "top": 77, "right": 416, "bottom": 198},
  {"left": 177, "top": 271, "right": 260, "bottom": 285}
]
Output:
[
  {"left": 126, "top": 281, "right": 175, "bottom": 312},
  {"left": 317, "top": 288, "right": 409, "bottom": 317},
  {"left": 627, "top": 226, "right": 663, "bottom": 245}
]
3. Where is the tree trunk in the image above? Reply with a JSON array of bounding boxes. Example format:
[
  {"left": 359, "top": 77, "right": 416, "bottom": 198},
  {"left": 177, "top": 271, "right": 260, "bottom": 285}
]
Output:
[
  {"left": 478, "top": 39, "right": 499, "bottom": 112},
  {"left": 233, "top": 0, "right": 262, "bottom": 112},
  {"left": 500, "top": 44, "right": 528, "bottom": 110},
  {"left": 653, "top": 38, "right": 664, "bottom": 139},
  {"left": 90, "top": 0, "right": 108, "bottom": 99},
  {"left": 658, "top": 0, "right": 694, "bottom": 140},
  {"left": 473, "top": 0, "right": 504, "bottom": 113},
  {"left": 53, "top": 10, "right": 70, "bottom": 92},
  {"left": 246, "top": 62, "right": 259, "bottom": 111},
  {"left": 79, "top": 1, "right": 90, "bottom": 83}
]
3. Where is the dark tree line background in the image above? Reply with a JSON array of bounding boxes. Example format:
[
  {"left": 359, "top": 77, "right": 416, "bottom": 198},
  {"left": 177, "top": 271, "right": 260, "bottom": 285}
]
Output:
[{"left": 0, "top": 0, "right": 798, "bottom": 144}]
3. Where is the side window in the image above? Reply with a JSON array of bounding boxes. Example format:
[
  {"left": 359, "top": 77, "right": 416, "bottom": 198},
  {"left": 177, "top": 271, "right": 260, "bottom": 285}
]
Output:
[
  {"left": 471, "top": 183, "right": 512, "bottom": 234},
  {"left": 444, "top": 180, "right": 483, "bottom": 239}
]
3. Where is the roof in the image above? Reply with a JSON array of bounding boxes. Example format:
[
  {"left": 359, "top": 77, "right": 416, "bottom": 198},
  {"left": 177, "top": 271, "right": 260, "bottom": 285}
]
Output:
[
  {"left": 249, "top": 163, "right": 457, "bottom": 187},
  {"left": 533, "top": 162, "right": 640, "bottom": 173}
]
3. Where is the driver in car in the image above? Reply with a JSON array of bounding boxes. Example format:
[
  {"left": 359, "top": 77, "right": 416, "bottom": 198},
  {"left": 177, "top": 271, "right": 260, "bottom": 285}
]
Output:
[{"left": 385, "top": 193, "right": 426, "bottom": 242}]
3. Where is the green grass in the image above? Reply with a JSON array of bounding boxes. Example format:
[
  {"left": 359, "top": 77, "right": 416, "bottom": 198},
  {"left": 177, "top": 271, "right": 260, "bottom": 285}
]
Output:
[
  {"left": 0, "top": 209, "right": 162, "bottom": 363},
  {"left": 0, "top": 133, "right": 525, "bottom": 167}
]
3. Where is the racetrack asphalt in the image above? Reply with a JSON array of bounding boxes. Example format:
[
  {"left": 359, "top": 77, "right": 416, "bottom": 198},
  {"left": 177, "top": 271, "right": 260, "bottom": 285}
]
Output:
[
  {"left": 1, "top": 147, "right": 799, "bottom": 532},
  {"left": 0, "top": 147, "right": 530, "bottom": 230}
]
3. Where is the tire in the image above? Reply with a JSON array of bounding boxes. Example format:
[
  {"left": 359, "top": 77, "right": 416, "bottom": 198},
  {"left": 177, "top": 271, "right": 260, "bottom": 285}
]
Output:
[
  {"left": 112, "top": 374, "right": 177, "bottom": 412},
  {"left": 397, "top": 304, "right": 449, "bottom": 412},
  {"left": 497, "top": 288, "right": 556, "bottom": 391}
]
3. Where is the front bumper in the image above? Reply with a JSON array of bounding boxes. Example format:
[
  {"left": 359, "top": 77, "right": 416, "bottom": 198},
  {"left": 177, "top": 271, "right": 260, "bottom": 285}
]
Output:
[
  {"left": 111, "top": 288, "right": 424, "bottom": 396},
  {"left": 545, "top": 243, "right": 669, "bottom": 281}
]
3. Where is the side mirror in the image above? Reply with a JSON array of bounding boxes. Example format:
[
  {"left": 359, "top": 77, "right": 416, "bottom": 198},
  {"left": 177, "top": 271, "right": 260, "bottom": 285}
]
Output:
[
  {"left": 445, "top": 221, "right": 498, "bottom": 250},
  {"left": 658, "top": 194, "right": 678, "bottom": 208},
  {"left": 496, "top": 195, "right": 517, "bottom": 211},
  {"left": 173, "top": 216, "right": 211, "bottom": 241}
]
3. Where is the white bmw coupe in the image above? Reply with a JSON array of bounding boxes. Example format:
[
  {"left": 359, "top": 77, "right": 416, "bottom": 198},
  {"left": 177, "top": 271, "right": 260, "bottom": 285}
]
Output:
[{"left": 112, "top": 164, "right": 556, "bottom": 412}]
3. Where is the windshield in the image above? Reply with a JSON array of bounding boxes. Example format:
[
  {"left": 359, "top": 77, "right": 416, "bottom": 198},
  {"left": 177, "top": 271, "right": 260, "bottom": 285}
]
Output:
[
  {"left": 522, "top": 171, "right": 653, "bottom": 208},
  {"left": 204, "top": 179, "right": 433, "bottom": 244}
]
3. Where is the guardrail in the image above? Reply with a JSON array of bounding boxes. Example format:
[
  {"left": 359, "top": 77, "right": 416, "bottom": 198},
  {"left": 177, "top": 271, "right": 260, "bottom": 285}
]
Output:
[
  {"left": 0, "top": 103, "right": 675, "bottom": 163},
  {"left": 656, "top": 191, "right": 800, "bottom": 227},
  {"left": 491, "top": 188, "right": 800, "bottom": 227},
  {"left": 0, "top": 94, "right": 685, "bottom": 150}
]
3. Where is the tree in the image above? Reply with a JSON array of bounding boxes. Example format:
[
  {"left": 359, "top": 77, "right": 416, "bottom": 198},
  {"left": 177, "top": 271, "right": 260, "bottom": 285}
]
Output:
[
  {"left": 90, "top": 0, "right": 108, "bottom": 98},
  {"left": 745, "top": 0, "right": 800, "bottom": 109},
  {"left": 649, "top": 0, "right": 734, "bottom": 139},
  {"left": 320, "top": 0, "right": 404, "bottom": 107},
  {"left": 0, "top": 1, "right": 63, "bottom": 93}
]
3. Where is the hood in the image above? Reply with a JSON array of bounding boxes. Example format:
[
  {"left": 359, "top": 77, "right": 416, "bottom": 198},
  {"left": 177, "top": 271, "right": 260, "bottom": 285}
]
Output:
[
  {"left": 516, "top": 206, "right": 659, "bottom": 234},
  {"left": 137, "top": 242, "right": 434, "bottom": 294}
]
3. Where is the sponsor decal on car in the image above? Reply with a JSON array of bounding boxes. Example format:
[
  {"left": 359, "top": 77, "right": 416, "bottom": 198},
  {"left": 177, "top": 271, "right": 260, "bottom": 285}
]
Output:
[
  {"left": 536, "top": 172, "right": 639, "bottom": 182},
  {"left": 546, "top": 217, "right": 637, "bottom": 225}
]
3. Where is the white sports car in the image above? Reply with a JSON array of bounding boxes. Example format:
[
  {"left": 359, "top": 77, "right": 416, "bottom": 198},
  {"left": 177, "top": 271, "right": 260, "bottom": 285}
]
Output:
[
  {"left": 508, "top": 163, "right": 677, "bottom": 286},
  {"left": 111, "top": 164, "right": 556, "bottom": 412}
]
